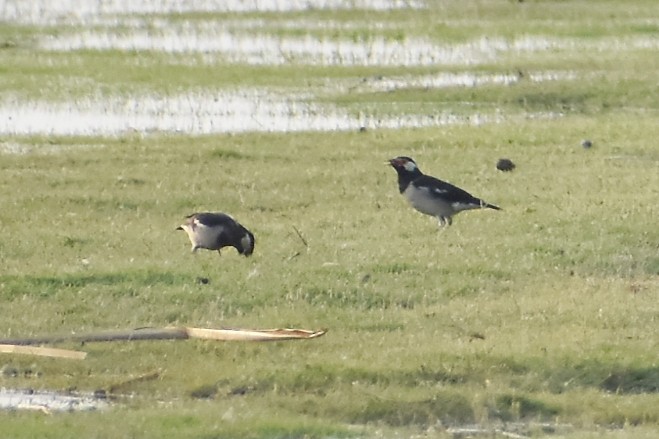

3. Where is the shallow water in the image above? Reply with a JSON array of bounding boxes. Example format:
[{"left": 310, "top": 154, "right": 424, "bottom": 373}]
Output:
[
  {"left": 0, "top": 0, "right": 635, "bottom": 137},
  {"left": 0, "top": 0, "right": 424, "bottom": 25},
  {"left": 0, "top": 89, "right": 514, "bottom": 137},
  {"left": 36, "top": 17, "right": 659, "bottom": 67},
  {"left": 41, "top": 29, "right": 497, "bottom": 66},
  {"left": 351, "top": 70, "right": 575, "bottom": 91},
  {"left": 0, "top": 388, "right": 108, "bottom": 412}
]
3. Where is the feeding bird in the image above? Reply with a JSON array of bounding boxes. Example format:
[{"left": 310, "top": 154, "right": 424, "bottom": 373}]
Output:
[
  {"left": 388, "top": 156, "right": 501, "bottom": 227},
  {"left": 177, "top": 212, "right": 255, "bottom": 257}
]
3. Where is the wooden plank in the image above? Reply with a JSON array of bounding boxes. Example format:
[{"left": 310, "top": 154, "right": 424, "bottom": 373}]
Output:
[
  {"left": 185, "top": 327, "right": 327, "bottom": 341},
  {"left": 0, "top": 344, "right": 87, "bottom": 360}
]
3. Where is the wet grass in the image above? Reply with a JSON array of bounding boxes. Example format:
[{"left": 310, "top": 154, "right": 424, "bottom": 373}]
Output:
[{"left": 3, "top": 0, "right": 659, "bottom": 111}]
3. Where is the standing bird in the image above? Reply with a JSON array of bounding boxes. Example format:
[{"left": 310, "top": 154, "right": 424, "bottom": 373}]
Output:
[
  {"left": 388, "top": 156, "right": 501, "bottom": 227},
  {"left": 177, "top": 212, "right": 255, "bottom": 257}
]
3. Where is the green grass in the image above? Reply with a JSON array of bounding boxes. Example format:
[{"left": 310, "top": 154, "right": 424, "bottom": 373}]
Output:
[
  {"left": 1, "top": 120, "right": 658, "bottom": 437},
  {"left": 2, "top": 0, "right": 659, "bottom": 437}
]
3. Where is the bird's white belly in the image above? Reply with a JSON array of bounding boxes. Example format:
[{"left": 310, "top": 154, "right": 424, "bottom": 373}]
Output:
[
  {"left": 184, "top": 223, "right": 222, "bottom": 249},
  {"left": 403, "top": 185, "right": 454, "bottom": 218}
]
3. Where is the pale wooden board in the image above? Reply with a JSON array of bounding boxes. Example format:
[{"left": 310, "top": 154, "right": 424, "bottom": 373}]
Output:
[
  {"left": 0, "top": 344, "right": 87, "bottom": 360},
  {"left": 185, "top": 327, "right": 327, "bottom": 341}
]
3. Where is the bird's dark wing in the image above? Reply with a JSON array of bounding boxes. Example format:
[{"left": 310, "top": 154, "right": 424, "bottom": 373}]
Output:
[
  {"left": 191, "top": 212, "right": 236, "bottom": 228},
  {"left": 192, "top": 213, "right": 254, "bottom": 255},
  {"left": 411, "top": 175, "right": 481, "bottom": 205}
]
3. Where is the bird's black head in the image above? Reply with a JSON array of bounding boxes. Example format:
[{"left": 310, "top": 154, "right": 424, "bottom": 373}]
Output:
[
  {"left": 235, "top": 228, "right": 255, "bottom": 257},
  {"left": 389, "top": 156, "right": 423, "bottom": 193},
  {"left": 388, "top": 156, "right": 422, "bottom": 176}
]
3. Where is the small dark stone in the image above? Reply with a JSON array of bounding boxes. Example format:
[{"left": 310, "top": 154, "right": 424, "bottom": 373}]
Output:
[
  {"left": 190, "top": 384, "right": 217, "bottom": 399},
  {"left": 196, "top": 277, "right": 210, "bottom": 285},
  {"left": 582, "top": 139, "right": 593, "bottom": 149},
  {"left": 359, "top": 126, "right": 367, "bottom": 133},
  {"left": 93, "top": 389, "right": 107, "bottom": 399},
  {"left": 229, "top": 386, "right": 252, "bottom": 396},
  {"left": 496, "top": 158, "right": 516, "bottom": 172},
  {"left": 2, "top": 367, "right": 19, "bottom": 377}
]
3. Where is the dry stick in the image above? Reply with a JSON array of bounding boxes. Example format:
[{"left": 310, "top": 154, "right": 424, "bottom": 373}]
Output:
[
  {"left": 0, "top": 327, "right": 189, "bottom": 346},
  {"left": 108, "top": 370, "right": 161, "bottom": 394},
  {"left": 292, "top": 225, "right": 308, "bottom": 248}
]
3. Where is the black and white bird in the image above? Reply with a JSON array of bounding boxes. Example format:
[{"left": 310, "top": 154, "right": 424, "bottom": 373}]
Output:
[
  {"left": 388, "top": 156, "right": 501, "bottom": 227},
  {"left": 177, "top": 212, "right": 255, "bottom": 257}
]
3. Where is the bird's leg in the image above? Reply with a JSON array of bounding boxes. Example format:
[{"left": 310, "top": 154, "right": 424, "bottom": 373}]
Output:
[
  {"left": 437, "top": 216, "right": 452, "bottom": 228},
  {"left": 217, "top": 249, "right": 222, "bottom": 257}
]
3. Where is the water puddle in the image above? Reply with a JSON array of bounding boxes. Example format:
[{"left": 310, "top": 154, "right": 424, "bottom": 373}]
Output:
[
  {"left": 41, "top": 29, "right": 497, "bottom": 66},
  {"left": 0, "top": 89, "right": 521, "bottom": 137},
  {"left": 1, "top": 66, "right": 574, "bottom": 137},
  {"left": 351, "top": 70, "right": 576, "bottom": 92},
  {"left": 40, "top": 27, "right": 659, "bottom": 66},
  {"left": 0, "top": 388, "right": 109, "bottom": 412},
  {"left": 0, "top": 0, "right": 595, "bottom": 136},
  {"left": 15, "top": 1, "right": 656, "bottom": 67},
  {"left": 0, "top": 95, "right": 482, "bottom": 135},
  {"left": 7, "top": 1, "right": 659, "bottom": 63}
]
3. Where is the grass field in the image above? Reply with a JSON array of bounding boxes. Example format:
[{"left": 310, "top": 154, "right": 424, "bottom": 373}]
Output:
[{"left": 1, "top": 1, "right": 658, "bottom": 438}]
